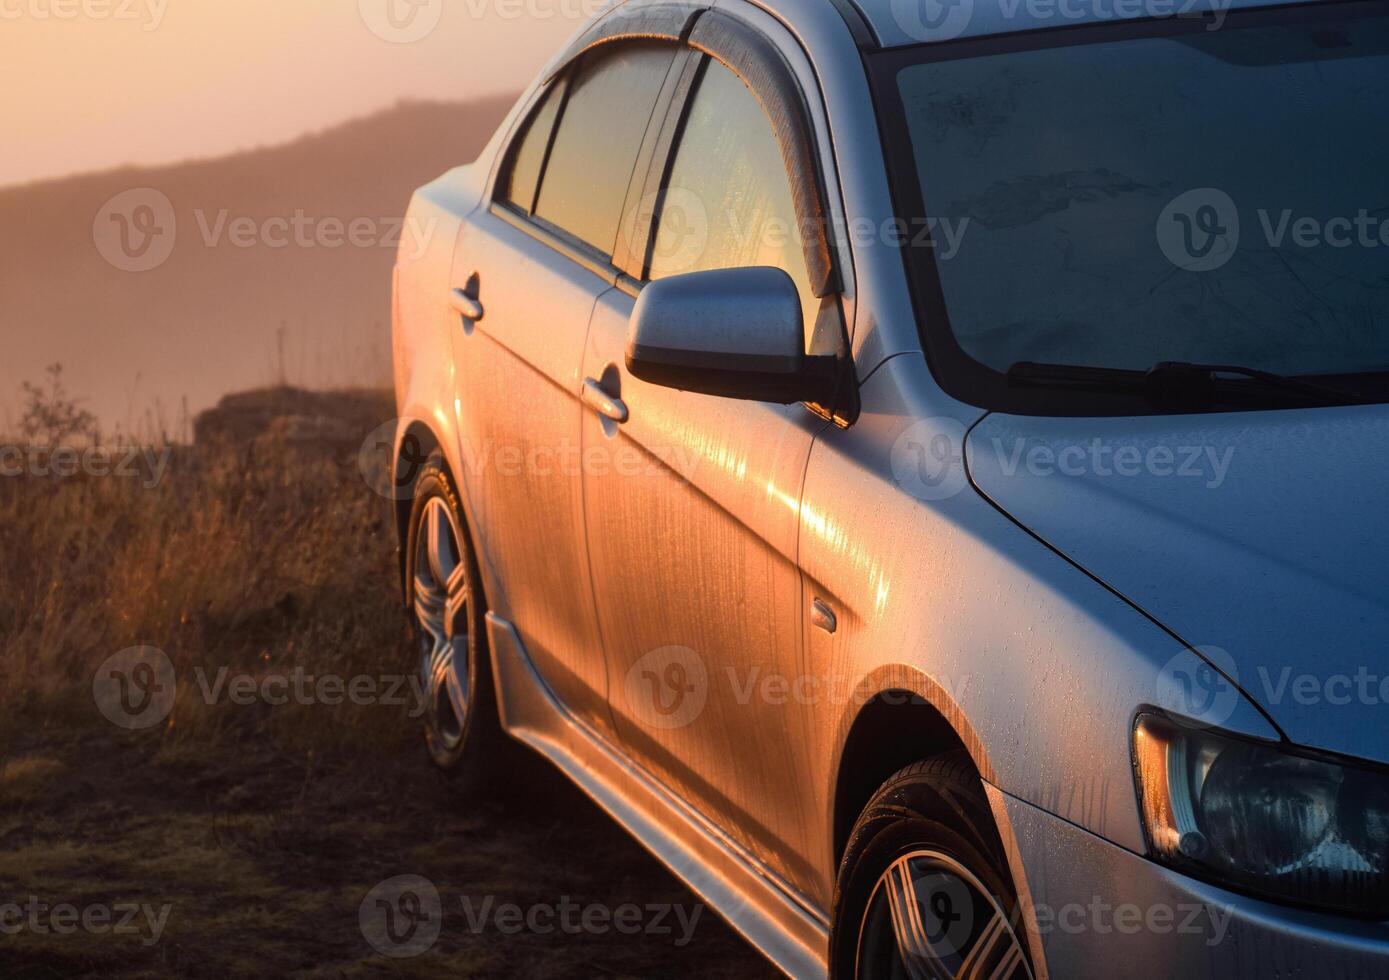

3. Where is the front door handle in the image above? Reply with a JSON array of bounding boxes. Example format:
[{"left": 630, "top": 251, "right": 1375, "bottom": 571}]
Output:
[
  {"left": 811, "top": 598, "right": 838, "bottom": 634},
  {"left": 581, "top": 378, "right": 629, "bottom": 424},
  {"left": 450, "top": 275, "right": 484, "bottom": 322}
]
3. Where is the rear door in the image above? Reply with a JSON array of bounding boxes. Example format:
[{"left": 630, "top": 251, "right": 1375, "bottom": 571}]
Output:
[
  {"left": 580, "top": 40, "right": 846, "bottom": 897},
  {"left": 448, "top": 42, "right": 680, "bottom": 740}
]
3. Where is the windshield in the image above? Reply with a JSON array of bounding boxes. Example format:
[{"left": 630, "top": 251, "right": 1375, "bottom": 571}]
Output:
[{"left": 874, "top": 3, "right": 1389, "bottom": 413}]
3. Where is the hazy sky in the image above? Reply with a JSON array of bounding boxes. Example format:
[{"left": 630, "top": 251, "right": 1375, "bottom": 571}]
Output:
[{"left": 1, "top": 0, "right": 591, "bottom": 187}]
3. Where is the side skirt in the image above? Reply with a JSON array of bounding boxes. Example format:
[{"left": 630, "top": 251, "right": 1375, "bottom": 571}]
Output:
[{"left": 484, "top": 612, "right": 829, "bottom": 979}]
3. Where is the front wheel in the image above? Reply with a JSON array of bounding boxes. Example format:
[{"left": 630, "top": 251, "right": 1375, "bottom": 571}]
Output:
[
  {"left": 831, "top": 756, "right": 1035, "bottom": 980},
  {"left": 404, "top": 454, "right": 502, "bottom": 779}
]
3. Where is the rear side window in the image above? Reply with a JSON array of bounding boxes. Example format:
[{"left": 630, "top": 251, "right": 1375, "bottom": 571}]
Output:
[
  {"left": 534, "top": 43, "right": 678, "bottom": 257},
  {"left": 502, "top": 79, "right": 566, "bottom": 214}
]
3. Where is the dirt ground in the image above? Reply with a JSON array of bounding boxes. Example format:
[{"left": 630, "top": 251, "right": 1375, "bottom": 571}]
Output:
[{"left": 0, "top": 725, "right": 775, "bottom": 979}]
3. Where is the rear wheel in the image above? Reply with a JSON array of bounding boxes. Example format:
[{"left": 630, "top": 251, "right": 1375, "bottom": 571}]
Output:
[
  {"left": 832, "top": 756, "right": 1035, "bottom": 980},
  {"left": 404, "top": 454, "right": 503, "bottom": 780}
]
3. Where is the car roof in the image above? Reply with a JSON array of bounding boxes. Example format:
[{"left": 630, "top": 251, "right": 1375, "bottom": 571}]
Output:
[{"left": 835, "top": 0, "right": 1342, "bottom": 47}]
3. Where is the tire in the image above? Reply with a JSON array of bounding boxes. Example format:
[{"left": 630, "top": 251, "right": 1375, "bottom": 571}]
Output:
[
  {"left": 403, "top": 453, "right": 504, "bottom": 782},
  {"left": 831, "top": 755, "right": 1035, "bottom": 980}
]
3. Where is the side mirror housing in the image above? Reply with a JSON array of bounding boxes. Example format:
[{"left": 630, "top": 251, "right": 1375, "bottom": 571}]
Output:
[{"left": 625, "top": 267, "right": 837, "bottom": 405}]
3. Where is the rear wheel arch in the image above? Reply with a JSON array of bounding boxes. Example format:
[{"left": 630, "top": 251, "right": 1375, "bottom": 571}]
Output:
[
  {"left": 392, "top": 421, "right": 490, "bottom": 614},
  {"left": 393, "top": 421, "right": 443, "bottom": 600}
]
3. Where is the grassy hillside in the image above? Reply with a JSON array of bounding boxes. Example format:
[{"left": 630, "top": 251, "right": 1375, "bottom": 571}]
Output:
[{"left": 0, "top": 96, "right": 515, "bottom": 439}]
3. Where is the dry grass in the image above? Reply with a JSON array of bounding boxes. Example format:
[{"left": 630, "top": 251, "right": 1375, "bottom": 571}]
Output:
[
  {"left": 0, "top": 387, "right": 773, "bottom": 980},
  {"left": 0, "top": 388, "right": 406, "bottom": 752}
]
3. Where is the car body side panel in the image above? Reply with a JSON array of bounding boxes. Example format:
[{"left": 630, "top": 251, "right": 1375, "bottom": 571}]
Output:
[
  {"left": 447, "top": 207, "right": 615, "bottom": 739},
  {"left": 797, "top": 354, "right": 1280, "bottom": 901},
  {"left": 582, "top": 285, "right": 831, "bottom": 902},
  {"left": 392, "top": 169, "right": 477, "bottom": 540}
]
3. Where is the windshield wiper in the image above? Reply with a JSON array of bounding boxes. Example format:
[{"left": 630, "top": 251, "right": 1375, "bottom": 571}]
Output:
[{"left": 1007, "top": 360, "right": 1371, "bottom": 407}]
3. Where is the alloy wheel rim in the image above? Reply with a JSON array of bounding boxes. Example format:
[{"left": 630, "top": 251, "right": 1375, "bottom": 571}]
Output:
[
  {"left": 413, "top": 497, "right": 470, "bottom": 751},
  {"left": 855, "top": 849, "right": 1032, "bottom": 980}
]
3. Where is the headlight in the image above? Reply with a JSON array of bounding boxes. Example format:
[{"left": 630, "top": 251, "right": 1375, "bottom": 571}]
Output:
[{"left": 1133, "top": 713, "right": 1389, "bottom": 916}]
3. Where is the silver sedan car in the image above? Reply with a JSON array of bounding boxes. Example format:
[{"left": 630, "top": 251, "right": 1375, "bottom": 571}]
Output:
[{"left": 389, "top": 0, "right": 1389, "bottom": 975}]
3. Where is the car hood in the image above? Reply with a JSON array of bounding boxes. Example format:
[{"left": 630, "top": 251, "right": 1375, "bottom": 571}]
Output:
[{"left": 966, "top": 405, "right": 1389, "bottom": 765}]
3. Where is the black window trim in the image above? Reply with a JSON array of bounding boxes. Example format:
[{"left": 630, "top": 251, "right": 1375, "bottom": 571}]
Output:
[
  {"left": 494, "top": 10, "right": 843, "bottom": 295},
  {"left": 489, "top": 7, "right": 861, "bottom": 423},
  {"left": 546, "top": 1, "right": 706, "bottom": 80}
]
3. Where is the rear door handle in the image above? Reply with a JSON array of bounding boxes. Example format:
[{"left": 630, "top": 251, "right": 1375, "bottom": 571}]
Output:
[
  {"left": 450, "top": 279, "right": 484, "bottom": 322},
  {"left": 450, "top": 288, "right": 484, "bottom": 321},
  {"left": 581, "top": 378, "right": 629, "bottom": 424}
]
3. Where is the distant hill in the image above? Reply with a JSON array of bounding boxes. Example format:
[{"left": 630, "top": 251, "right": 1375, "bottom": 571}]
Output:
[{"left": 0, "top": 96, "right": 515, "bottom": 438}]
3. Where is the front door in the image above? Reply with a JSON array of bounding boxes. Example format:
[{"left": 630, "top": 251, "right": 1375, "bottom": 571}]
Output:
[{"left": 581, "top": 53, "right": 840, "bottom": 896}]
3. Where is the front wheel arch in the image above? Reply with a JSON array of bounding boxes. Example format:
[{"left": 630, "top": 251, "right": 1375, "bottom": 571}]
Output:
[{"left": 832, "top": 692, "right": 970, "bottom": 865}]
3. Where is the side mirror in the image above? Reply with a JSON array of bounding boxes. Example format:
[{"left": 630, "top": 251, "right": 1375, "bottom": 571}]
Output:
[{"left": 625, "top": 267, "right": 837, "bottom": 405}]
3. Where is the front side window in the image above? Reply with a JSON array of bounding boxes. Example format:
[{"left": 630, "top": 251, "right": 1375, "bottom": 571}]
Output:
[
  {"left": 876, "top": 4, "right": 1389, "bottom": 413},
  {"left": 532, "top": 43, "right": 678, "bottom": 257},
  {"left": 649, "top": 58, "right": 835, "bottom": 355}
]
